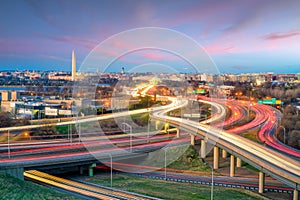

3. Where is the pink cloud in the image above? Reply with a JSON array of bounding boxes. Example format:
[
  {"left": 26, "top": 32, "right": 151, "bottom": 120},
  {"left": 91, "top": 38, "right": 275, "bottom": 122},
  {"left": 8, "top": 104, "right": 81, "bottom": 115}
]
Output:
[
  {"left": 262, "top": 30, "right": 300, "bottom": 40},
  {"left": 141, "top": 52, "right": 179, "bottom": 61},
  {"left": 39, "top": 34, "right": 98, "bottom": 50},
  {"left": 204, "top": 44, "right": 236, "bottom": 54},
  {"left": 39, "top": 54, "right": 69, "bottom": 62},
  {"left": 0, "top": 38, "right": 43, "bottom": 52}
]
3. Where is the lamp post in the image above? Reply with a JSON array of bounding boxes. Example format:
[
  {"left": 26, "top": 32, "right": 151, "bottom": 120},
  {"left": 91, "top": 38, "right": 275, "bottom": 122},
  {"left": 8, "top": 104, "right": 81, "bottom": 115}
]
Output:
[
  {"left": 206, "top": 164, "right": 214, "bottom": 200},
  {"left": 201, "top": 155, "right": 213, "bottom": 200},
  {"left": 147, "top": 118, "right": 151, "bottom": 143},
  {"left": 122, "top": 122, "right": 132, "bottom": 152},
  {"left": 24, "top": 132, "right": 31, "bottom": 141},
  {"left": 7, "top": 130, "right": 10, "bottom": 159},
  {"left": 164, "top": 148, "right": 167, "bottom": 180},
  {"left": 69, "top": 124, "right": 73, "bottom": 143},
  {"left": 76, "top": 113, "right": 81, "bottom": 144},
  {"left": 197, "top": 145, "right": 213, "bottom": 199},
  {"left": 106, "top": 153, "right": 113, "bottom": 188},
  {"left": 279, "top": 126, "right": 286, "bottom": 144},
  {"left": 234, "top": 112, "right": 238, "bottom": 127},
  {"left": 109, "top": 154, "right": 112, "bottom": 188},
  {"left": 247, "top": 103, "right": 252, "bottom": 118}
]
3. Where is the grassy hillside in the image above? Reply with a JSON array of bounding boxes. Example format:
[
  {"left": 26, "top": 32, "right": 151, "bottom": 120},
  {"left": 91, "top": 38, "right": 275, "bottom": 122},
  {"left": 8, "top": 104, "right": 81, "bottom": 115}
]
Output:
[{"left": 0, "top": 172, "right": 79, "bottom": 200}]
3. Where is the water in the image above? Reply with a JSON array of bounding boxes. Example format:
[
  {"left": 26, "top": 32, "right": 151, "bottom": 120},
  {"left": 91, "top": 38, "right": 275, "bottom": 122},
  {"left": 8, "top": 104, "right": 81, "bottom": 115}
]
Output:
[{"left": 0, "top": 87, "right": 25, "bottom": 91}]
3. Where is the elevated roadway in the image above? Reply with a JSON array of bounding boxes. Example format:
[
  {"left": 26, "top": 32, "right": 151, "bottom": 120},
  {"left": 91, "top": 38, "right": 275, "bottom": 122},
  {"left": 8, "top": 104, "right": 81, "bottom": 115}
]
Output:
[
  {"left": 151, "top": 98, "right": 300, "bottom": 199},
  {"left": 1, "top": 95, "right": 299, "bottom": 199}
]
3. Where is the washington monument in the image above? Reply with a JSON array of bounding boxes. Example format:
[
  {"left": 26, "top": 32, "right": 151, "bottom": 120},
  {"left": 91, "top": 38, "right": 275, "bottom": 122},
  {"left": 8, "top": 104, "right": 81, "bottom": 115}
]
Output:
[{"left": 72, "top": 50, "right": 76, "bottom": 81}]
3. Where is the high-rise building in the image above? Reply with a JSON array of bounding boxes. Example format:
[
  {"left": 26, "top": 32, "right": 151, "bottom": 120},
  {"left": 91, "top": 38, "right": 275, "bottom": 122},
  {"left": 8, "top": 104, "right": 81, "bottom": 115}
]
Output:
[{"left": 72, "top": 50, "right": 76, "bottom": 81}]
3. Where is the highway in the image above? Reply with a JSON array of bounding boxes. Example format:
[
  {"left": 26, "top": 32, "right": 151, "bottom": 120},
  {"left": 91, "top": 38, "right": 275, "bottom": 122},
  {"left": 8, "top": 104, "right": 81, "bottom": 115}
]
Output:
[
  {"left": 1, "top": 93, "right": 299, "bottom": 196},
  {"left": 0, "top": 135, "right": 190, "bottom": 165},
  {"left": 0, "top": 133, "right": 180, "bottom": 159},
  {"left": 201, "top": 97, "right": 300, "bottom": 158},
  {"left": 219, "top": 99, "right": 300, "bottom": 158},
  {"left": 256, "top": 104, "right": 300, "bottom": 158},
  {"left": 25, "top": 170, "right": 160, "bottom": 200},
  {"left": 0, "top": 96, "right": 187, "bottom": 133},
  {"left": 151, "top": 98, "right": 300, "bottom": 191},
  {"left": 99, "top": 162, "right": 293, "bottom": 192}
]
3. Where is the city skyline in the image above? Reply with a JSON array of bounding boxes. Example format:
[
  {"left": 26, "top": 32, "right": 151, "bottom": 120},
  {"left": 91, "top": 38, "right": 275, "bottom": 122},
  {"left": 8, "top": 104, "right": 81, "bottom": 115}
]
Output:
[{"left": 1, "top": 0, "right": 300, "bottom": 73}]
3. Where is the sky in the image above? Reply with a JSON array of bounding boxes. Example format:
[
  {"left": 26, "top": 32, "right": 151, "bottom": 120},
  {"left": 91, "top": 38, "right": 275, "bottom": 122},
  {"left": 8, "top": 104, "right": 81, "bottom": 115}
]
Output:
[{"left": 0, "top": 0, "right": 300, "bottom": 74}]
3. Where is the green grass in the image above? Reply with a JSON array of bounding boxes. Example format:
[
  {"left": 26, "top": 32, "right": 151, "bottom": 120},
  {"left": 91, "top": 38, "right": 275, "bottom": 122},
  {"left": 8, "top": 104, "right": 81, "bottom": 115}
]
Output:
[
  {"left": 242, "top": 128, "right": 260, "bottom": 143},
  {"left": 242, "top": 161, "right": 260, "bottom": 172},
  {"left": 56, "top": 125, "right": 69, "bottom": 135},
  {"left": 85, "top": 173, "right": 264, "bottom": 200},
  {"left": 0, "top": 172, "right": 79, "bottom": 200},
  {"left": 83, "top": 146, "right": 264, "bottom": 199},
  {"left": 130, "top": 113, "right": 150, "bottom": 128}
]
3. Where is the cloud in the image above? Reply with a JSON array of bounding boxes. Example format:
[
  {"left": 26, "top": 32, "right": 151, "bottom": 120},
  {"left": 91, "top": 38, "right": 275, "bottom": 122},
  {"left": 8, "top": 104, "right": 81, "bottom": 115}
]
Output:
[
  {"left": 39, "top": 54, "right": 69, "bottom": 62},
  {"left": 141, "top": 51, "right": 179, "bottom": 61},
  {"left": 262, "top": 30, "right": 300, "bottom": 40},
  {"left": 204, "top": 44, "right": 236, "bottom": 54},
  {"left": 39, "top": 34, "right": 98, "bottom": 50}
]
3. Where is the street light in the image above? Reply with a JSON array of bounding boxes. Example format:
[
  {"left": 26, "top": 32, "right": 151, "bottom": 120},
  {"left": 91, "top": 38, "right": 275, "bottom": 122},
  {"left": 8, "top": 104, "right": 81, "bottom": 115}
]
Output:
[
  {"left": 247, "top": 103, "right": 253, "bottom": 118},
  {"left": 7, "top": 130, "right": 10, "bottom": 159},
  {"left": 164, "top": 148, "right": 167, "bottom": 180},
  {"left": 279, "top": 126, "right": 286, "bottom": 144},
  {"left": 199, "top": 152, "right": 213, "bottom": 200},
  {"left": 122, "top": 122, "right": 132, "bottom": 152},
  {"left": 24, "top": 132, "right": 31, "bottom": 141},
  {"left": 147, "top": 118, "right": 151, "bottom": 143},
  {"left": 234, "top": 112, "right": 238, "bottom": 120},
  {"left": 104, "top": 153, "right": 113, "bottom": 188},
  {"left": 76, "top": 113, "right": 81, "bottom": 144},
  {"left": 69, "top": 124, "right": 73, "bottom": 143}
]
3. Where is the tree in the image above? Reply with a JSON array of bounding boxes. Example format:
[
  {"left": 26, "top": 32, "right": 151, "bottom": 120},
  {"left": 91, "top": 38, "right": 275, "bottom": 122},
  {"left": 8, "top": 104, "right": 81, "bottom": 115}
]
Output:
[
  {"left": 0, "top": 112, "right": 10, "bottom": 127},
  {"left": 33, "top": 126, "right": 58, "bottom": 139},
  {"left": 287, "top": 130, "right": 300, "bottom": 149},
  {"left": 295, "top": 121, "right": 300, "bottom": 131},
  {"left": 0, "top": 112, "right": 30, "bottom": 128}
]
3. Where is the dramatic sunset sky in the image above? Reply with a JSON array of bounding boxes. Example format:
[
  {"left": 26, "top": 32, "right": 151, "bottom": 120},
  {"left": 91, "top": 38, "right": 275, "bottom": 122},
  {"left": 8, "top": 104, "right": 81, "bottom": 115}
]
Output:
[{"left": 0, "top": 0, "right": 300, "bottom": 73}]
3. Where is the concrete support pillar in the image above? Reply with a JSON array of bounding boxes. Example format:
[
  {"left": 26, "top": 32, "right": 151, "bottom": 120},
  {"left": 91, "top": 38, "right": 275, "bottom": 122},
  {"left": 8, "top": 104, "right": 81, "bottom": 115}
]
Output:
[
  {"left": 200, "top": 140, "right": 206, "bottom": 158},
  {"left": 190, "top": 134, "right": 195, "bottom": 146},
  {"left": 236, "top": 157, "right": 242, "bottom": 167},
  {"left": 89, "top": 167, "right": 93, "bottom": 177},
  {"left": 222, "top": 149, "right": 227, "bottom": 158},
  {"left": 258, "top": 171, "right": 265, "bottom": 194},
  {"left": 293, "top": 190, "right": 298, "bottom": 200},
  {"left": 164, "top": 123, "right": 169, "bottom": 133},
  {"left": 89, "top": 163, "right": 96, "bottom": 177},
  {"left": 176, "top": 128, "right": 180, "bottom": 138},
  {"left": 213, "top": 146, "right": 219, "bottom": 169},
  {"left": 230, "top": 155, "right": 235, "bottom": 177}
]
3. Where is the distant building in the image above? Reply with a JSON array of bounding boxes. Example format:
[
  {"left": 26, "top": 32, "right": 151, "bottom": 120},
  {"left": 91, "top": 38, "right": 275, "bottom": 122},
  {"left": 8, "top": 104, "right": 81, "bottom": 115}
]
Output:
[
  {"left": 276, "top": 74, "right": 296, "bottom": 82},
  {"left": 48, "top": 72, "right": 72, "bottom": 81},
  {"left": 14, "top": 102, "right": 63, "bottom": 118}
]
